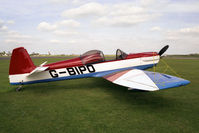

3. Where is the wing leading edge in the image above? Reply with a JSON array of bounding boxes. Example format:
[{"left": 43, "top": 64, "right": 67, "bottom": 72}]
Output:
[{"left": 103, "top": 69, "right": 190, "bottom": 91}]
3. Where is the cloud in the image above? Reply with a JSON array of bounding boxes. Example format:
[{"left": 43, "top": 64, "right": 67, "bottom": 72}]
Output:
[
  {"left": 1, "top": 1, "right": 199, "bottom": 54},
  {"left": 67, "top": 40, "right": 77, "bottom": 44},
  {"left": 49, "top": 0, "right": 71, "bottom": 4},
  {"left": 140, "top": 0, "right": 157, "bottom": 7},
  {"left": 50, "top": 39, "right": 62, "bottom": 44},
  {"left": 94, "top": 4, "right": 159, "bottom": 26},
  {"left": 37, "top": 22, "right": 57, "bottom": 31},
  {"left": 4, "top": 31, "right": 31, "bottom": 39},
  {"left": 150, "top": 26, "right": 161, "bottom": 31},
  {"left": 61, "top": 2, "right": 106, "bottom": 18},
  {"left": 0, "top": 18, "right": 34, "bottom": 47},
  {"left": 179, "top": 26, "right": 199, "bottom": 35},
  {"left": 61, "top": 2, "right": 160, "bottom": 27},
  {"left": 59, "top": 19, "right": 80, "bottom": 27},
  {"left": 163, "top": 26, "right": 199, "bottom": 54},
  {"left": 0, "top": 19, "right": 15, "bottom": 25},
  {"left": 37, "top": 19, "right": 80, "bottom": 36},
  {"left": 37, "top": 19, "right": 80, "bottom": 31},
  {"left": 49, "top": 0, "right": 91, "bottom": 5},
  {"left": 166, "top": 26, "right": 199, "bottom": 40},
  {"left": 95, "top": 14, "right": 158, "bottom": 27},
  {"left": 4, "top": 37, "right": 33, "bottom": 46},
  {"left": 165, "top": 1, "right": 199, "bottom": 13},
  {"left": 109, "top": 5, "right": 145, "bottom": 16},
  {"left": 0, "top": 19, "right": 15, "bottom": 32},
  {"left": 3, "top": 31, "right": 33, "bottom": 44},
  {"left": 0, "top": 19, "right": 4, "bottom": 25},
  {"left": 0, "top": 25, "right": 8, "bottom": 32},
  {"left": 7, "top": 20, "right": 15, "bottom": 24},
  {"left": 4, "top": 39, "right": 18, "bottom": 43},
  {"left": 53, "top": 30, "right": 78, "bottom": 36}
]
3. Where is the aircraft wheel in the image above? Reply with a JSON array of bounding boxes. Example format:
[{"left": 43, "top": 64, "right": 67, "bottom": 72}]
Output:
[{"left": 16, "top": 86, "right": 22, "bottom": 92}]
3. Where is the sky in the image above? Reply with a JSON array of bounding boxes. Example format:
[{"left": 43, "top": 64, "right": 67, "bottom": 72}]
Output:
[{"left": 0, "top": 0, "right": 199, "bottom": 55}]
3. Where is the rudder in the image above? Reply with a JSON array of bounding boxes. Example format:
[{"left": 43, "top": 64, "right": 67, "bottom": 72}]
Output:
[{"left": 9, "top": 47, "right": 36, "bottom": 75}]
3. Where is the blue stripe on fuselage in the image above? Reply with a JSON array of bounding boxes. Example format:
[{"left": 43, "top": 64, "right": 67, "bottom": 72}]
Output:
[{"left": 10, "top": 64, "right": 155, "bottom": 85}]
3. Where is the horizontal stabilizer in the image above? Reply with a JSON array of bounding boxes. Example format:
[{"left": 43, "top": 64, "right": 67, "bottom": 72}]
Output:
[
  {"left": 103, "top": 69, "right": 190, "bottom": 91},
  {"left": 28, "top": 66, "right": 49, "bottom": 76}
]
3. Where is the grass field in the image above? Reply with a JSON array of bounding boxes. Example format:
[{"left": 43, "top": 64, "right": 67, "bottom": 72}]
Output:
[{"left": 0, "top": 57, "right": 199, "bottom": 133}]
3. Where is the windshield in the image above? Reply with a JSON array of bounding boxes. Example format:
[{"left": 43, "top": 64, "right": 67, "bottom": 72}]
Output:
[{"left": 116, "top": 49, "right": 127, "bottom": 60}]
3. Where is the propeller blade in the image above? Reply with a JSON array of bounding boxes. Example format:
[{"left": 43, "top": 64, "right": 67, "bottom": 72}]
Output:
[{"left": 158, "top": 45, "right": 169, "bottom": 56}]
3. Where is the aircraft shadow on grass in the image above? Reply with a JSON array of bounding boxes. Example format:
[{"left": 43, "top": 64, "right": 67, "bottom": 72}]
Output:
[{"left": 21, "top": 77, "right": 177, "bottom": 111}]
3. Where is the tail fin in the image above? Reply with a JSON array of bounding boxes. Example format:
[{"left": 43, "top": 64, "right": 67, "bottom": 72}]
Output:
[{"left": 9, "top": 47, "right": 36, "bottom": 75}]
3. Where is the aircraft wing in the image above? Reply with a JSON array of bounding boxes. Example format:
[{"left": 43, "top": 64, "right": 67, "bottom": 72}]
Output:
[{"left": 103, "top": 69, "right": 190, "bottom": 91}]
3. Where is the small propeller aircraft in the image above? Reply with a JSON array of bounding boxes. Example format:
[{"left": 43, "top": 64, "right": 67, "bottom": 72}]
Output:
[{"left": 9, "top": 45, "right": 190, "bottom": 91}]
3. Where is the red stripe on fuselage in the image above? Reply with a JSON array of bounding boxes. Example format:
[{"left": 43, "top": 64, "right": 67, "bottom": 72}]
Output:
[
  {"left": 126, "top": 52, "right": 158, "bottom": 59},
  {"left": 44, "top": 57, "right": 83, "bottom": 70},
  {"left": 44, "top": 52, "right": 158, "bottom": 70}
]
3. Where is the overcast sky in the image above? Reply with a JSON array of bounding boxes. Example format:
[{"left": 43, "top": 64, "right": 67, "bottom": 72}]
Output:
[{"left": 0, "top": 0, "right": 199, "bottom": 55}]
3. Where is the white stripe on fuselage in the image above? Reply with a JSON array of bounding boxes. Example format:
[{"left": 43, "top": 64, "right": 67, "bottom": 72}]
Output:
[{"left": 9, "top": 56, "right": 160, "bottom": 84}]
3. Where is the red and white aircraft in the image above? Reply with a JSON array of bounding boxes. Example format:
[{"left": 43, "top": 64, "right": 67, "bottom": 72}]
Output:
[{"left": 9, "top": 46, "right": 190, "bottom": 91}]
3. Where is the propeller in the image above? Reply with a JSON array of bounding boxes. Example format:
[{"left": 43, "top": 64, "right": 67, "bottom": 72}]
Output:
[{"left": 158, "top": 45, "right": 169, "bottom": 56}]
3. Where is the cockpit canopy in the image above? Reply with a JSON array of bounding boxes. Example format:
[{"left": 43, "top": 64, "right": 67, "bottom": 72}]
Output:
[
  {"left": 80, "top": 50, "right": 105, "bottom": 64},
  {"left": 116, "top": 49, "right": 127, "bottom": 60},
  {"left": 45, "top": 49, "right": 132, "bottom": 70}
]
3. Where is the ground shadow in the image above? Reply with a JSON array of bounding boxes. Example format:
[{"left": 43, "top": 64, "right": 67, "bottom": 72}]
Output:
[{"left": 14, "top": 77, "right": 177, "bottom": 112}]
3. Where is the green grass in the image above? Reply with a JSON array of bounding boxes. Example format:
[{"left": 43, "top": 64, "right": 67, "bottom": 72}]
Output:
[{"left": 0, "top": 58, "right": 199, "bottom": 133}]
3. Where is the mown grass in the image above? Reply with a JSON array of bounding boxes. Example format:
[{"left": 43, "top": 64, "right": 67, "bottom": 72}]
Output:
[{"left": 0, "top": 58, "right": 199, "bottom": 133}]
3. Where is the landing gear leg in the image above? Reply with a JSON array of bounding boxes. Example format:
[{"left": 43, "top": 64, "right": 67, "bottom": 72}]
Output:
[
  {"left": 128, "top": 88, "right": 134, "bottom": 90},
  {"left": 16, "top": 86, "right": 22, "bottom": 92}
]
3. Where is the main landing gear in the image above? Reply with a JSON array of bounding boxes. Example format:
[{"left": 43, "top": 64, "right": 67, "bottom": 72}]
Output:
[{"left": 16, "top": 86, "right": 22, "bottom": 92}]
